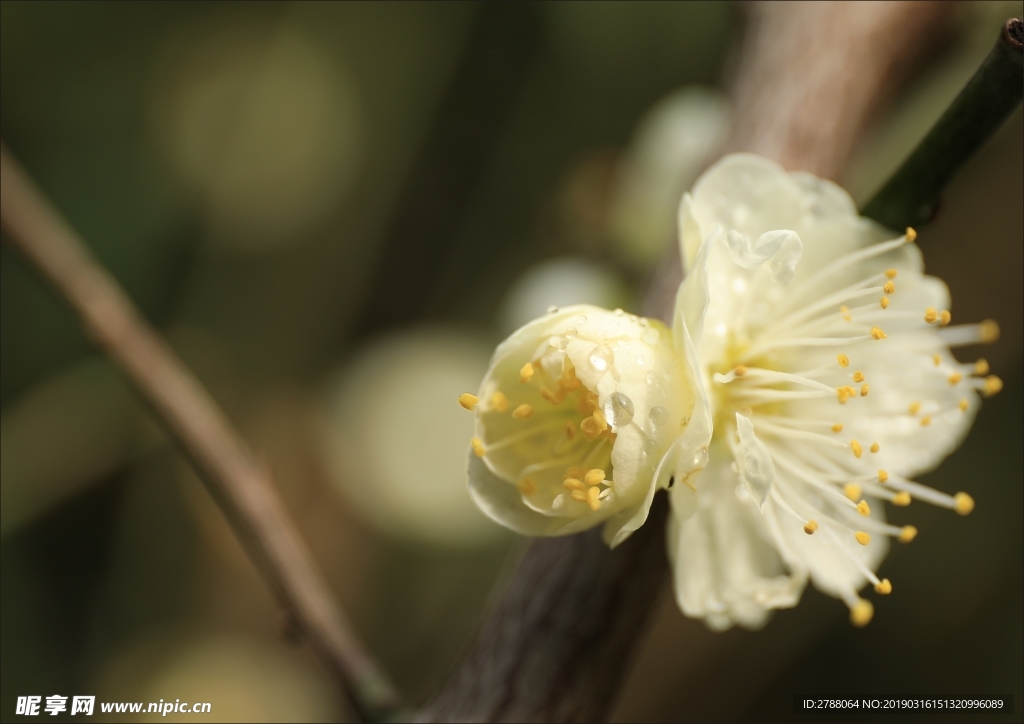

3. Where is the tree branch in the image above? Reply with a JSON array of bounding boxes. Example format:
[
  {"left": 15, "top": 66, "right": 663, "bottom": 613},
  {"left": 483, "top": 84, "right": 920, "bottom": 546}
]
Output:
[
  {"left": 0, "top": 143, "right": 403, "bottom": 723},
  {"left": 862, "top": 17, "right": 1024, "bottom": 230},
  {"left": 419, "top": 3, "right": 956, "bottom": 721}
]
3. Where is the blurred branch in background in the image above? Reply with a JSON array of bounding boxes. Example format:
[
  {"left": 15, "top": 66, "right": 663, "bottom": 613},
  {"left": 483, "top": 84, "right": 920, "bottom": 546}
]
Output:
[
  {"left": 0, "top": 145, "right": 402, "bottom": 722},
  {"left": 863, "top": 17, "right": 1023, "bottom": 230},
  {"left": 419, "top": 3, "right": 958, "bottom": 721}
]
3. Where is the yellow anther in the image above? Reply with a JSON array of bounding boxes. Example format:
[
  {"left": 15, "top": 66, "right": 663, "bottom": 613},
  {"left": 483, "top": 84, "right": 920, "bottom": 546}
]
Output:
[
  {"left": 471, "top": 437, "right": 486, "bottom": 458},
  {"left": 592, "top": 408, "right": 608, "bottom": 430},
  {"left": 570, "top": 490, "right": 588, "bottom": 503},
  {"left": 563, "top": 478, "right": 585, "bottom": 491},
  {"left": 885, "top": 268, "right": 898, "bottom": 279},
  {"left": 563, "top": 467, "right": 585, "bottom": 481},
  {"left": 458, "top": 393, "right": 479, "bottom": 411},
  {"left": 920, "top": 415, "right": 932, "bottom": 427},
  {"left": 837, "top": 386, "right": 856, "bottom": 404},
  {"left": 850, "top": 598, "right": 874, "bottom": 627},
  {"left": 870, "top": 442, "right": 880, "bottom": 454},
  {"left": 908, "top": 401, "right": 921, "bottom": 415},
  {"left": 870, "top": 327, "right": 886, "bottom": 340},
  {"left": 852, "top": 371, "right": 865, "bottom": 383},
  {"left": 855, "top": 531, "right": 871, "bottom": 546},
  {"left": 939, "top": 310, "right": 951, "bottom": 326},
  {"left": 857, "top": 500, "right": 871, "bottom": 517},
  {"left": 983, "top": 375, "right": 1003, "bottom": 397},
  {"left": 844, "top": 483, "right": 862, "bottom": 501},
  {"left": 564, "top": 420, "right": 577, "bottom": 440},
  {"left": 734, "top": 364, "right": 748, "bottom": 378},
  {"left": 932, "top": 353, "right": 942, "bottom": 366},
  {"left": 954, "top": 492, "right": 975, "bottom": 516},
  {"left": 512, "top": 403, "right": 534, "bottom": 419},
  {"left": 880, "top": 296, "right": 890, "bottom": 309},
  {"left": 832, "top": 423, "right": 844, "bottom": 433},
  {"left": 974, "top": 359, "right": 989, "bottom": 375},
  {"left": 924, "top": 307, "right": 938, "bottom": 324},
  {"left": 803, "top": 520, "right": 818, "bottom": 535},
  {"left": 851, "top": 440, "right": 863, "bottom": 458},
  {"left": 491, "top": 391, "right": 509, "bottom": 412},
  {"left": 559, "top": 364, "right": 582, "bottom": 392},
  {"left": 883, "top": 281, "right": 895, "bottom": 295},
  {"left": 899, "top": 525, "right": 918, "bottom": 543},
  {"left": 587, "top": 486, "right": 601, "bottom": 511},
  {"left": 840, "top": 305, "right": 852, "bottom": 321},
  {"left": 580, "top": 416, "right": 602, "bottom": 440},
  {"left": 979, "top": 319, "right": 1000, "bottom": 343},
  {"left": 584, "top": 469, "right": 605, "bottom": 486},
  {"left": 875, "top": 579, "right": 893, "bottom": 595},
  {"left": 948, "top": 372, "right": 963, "bottom": 385},
  {"left": 958, "top": 398, "right": 969, "bottom": 412},
  {"left": 860, "top": 384, "right": 870, "bottom": 397},
  {"left": 519, "top": 362, "right": 534, "bottom": 383},
  {"left": 878, "top": 469, "right": 889, "bottom": 483},
  {"left": 837, "top": 354, "right": 850, "bottom": 368},
  {"left": 892, "top": 491, "right": 911, "bottom": 506},
  {"left": 518, "top": 477, "right": 537, "bottom": 496},
  {"left": 541, "top": 386, "right": 567, "bottom": 405},
  {"left": 905, "top": 227, "right": 917, "bottom": 242}
]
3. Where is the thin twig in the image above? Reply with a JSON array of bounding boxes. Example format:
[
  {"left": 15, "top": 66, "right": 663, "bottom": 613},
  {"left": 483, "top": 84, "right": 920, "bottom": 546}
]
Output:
[
  {"left": 862, "top": 17, "right": 1024, "bottom": 230},
  {"left": 419, "top": 3, "right": 956, "bottom": 721},
  {"left": 0, "top": 143, "right": 404, "bottom": 723}
]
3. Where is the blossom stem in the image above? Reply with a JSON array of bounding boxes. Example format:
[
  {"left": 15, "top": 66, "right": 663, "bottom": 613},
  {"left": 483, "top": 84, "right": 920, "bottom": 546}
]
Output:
[{"left": 862, "top": 18, "right": 1023, "bottom": 230}]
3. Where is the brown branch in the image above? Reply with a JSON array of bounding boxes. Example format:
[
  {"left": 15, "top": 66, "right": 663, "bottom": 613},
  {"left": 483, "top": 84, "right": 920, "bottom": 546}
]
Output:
[
  {"left": 419, "top": 3, "right": 956, "bottom": 722},
  {"left": 0, "top": 143, "right": 403, "bottom": 722}
]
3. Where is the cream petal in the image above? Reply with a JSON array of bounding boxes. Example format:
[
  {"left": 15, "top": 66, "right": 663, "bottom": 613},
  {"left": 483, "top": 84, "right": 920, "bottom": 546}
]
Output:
[
  {"left": 467, "top": 452, "right": 573, "bottom": 537},
  {"left": 668, "top": 450, "right": 806, "bottom": 631}
]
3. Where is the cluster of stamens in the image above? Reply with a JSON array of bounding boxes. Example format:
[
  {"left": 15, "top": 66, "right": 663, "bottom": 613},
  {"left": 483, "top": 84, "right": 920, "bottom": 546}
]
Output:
[
  {"left": 711, "top": 227, "right": 1001, "bottom": 625},
  {"left": 460, "top": 352, "right": 618, "bottom": 514}
]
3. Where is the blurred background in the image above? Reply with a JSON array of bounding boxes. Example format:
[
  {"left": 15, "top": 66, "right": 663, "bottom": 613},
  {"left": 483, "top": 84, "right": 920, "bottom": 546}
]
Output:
[{"left": 1, "top": 2, "right": 1020, "bottom": 722}]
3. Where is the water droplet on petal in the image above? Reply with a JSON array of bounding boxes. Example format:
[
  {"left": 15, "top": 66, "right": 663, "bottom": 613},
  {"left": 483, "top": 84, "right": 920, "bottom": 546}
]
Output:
[
  {"left": 565, "top": 327, "right": 577, "bottom": 338},
  {"left": 547, "top": 305, "right": 559, "bottom": 314},
  {"left": 589, "top": 345, "right": 614, "bottom": 372},
  {"left": 614, "top": 308, "right": 624, "bottom": 316},
  {"left": 635, "top": 355, "right": 646, "bottom": 366},
  {"left": 642, "top": 327, "right": 660, "bottom": 345},
  {"left": 692, "top": 446, "right": 709, "bottom": 470},
  {"left": 645, "top": 370, "right": 657, "bottom": 386},
  {"left": 575, "top": 314, "right": 588, "bottom": 325},
  {"left": 603, "top": 392, "right": 635, "bottom": 427},
  {"left": 648, "top": 406, "right": 668, "bottom": 426}
]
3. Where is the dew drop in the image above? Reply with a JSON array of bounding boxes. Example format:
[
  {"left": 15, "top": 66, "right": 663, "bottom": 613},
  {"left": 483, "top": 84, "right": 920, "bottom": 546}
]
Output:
[
  {"left": 575, "top": 314, "right": 588, "bottom": 325},
  {"left": 603, "top": 392, "right": 635, "bottom": 427},
  {"left": 547, "top": 305, "right": 559, "bottom": 314},
  {"left": 614, "top": 308, "right": 624, "bottom": 316},
  {"left": 645, "top": 370, "right": 657, "bottom": 386},
  {"left": 565, "top": 327, "right": 577, "bottom": 338},
  {"left": 692, "top": 446, "right": 709, "bottom": 470},
  {"left": 648, "top": 406, "right": 668, "bottom": 426},
  {"left": 635, "top": 355, "right": 646, "bottom": 366},
  {"left": 589, "top": 345, "right": 614, "bottom": 372},
  {"left": 641, "top": 327, "right": 660, "bottom": 345}
]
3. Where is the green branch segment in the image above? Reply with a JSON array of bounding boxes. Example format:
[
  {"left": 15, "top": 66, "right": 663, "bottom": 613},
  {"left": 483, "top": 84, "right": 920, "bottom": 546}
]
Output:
[{"left": 862, "top": 18, "right": 1023, "bottom": 231}]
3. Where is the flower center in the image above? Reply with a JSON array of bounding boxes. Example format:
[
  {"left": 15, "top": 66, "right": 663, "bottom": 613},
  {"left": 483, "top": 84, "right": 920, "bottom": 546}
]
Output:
[{"left": 465, "top": 346, "right": 621, "bottom": 515}]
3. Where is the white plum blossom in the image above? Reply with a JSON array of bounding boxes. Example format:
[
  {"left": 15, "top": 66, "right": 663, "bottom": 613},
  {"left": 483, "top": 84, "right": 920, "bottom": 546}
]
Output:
[
  {"left": 668, "top": 154, "right": 1000, "bottom": 630},
  {"left": 463, "top": 305, "right": 707, "bottom": 547}
]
